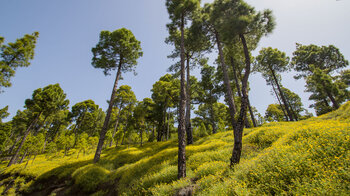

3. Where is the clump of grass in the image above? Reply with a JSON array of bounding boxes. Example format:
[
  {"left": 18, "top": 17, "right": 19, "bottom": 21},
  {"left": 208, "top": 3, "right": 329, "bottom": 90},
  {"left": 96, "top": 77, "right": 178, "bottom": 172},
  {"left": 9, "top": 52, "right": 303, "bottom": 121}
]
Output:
[{"left": 71, "top": 164, "right": 110, "bottom": 193}]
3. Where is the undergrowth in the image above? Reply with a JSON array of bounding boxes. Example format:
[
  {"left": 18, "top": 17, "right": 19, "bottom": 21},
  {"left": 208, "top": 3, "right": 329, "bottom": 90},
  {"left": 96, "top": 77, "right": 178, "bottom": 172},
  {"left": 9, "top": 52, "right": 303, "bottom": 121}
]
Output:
[{"left": 1, "top": 102, "right": 349, "bottom": 195}]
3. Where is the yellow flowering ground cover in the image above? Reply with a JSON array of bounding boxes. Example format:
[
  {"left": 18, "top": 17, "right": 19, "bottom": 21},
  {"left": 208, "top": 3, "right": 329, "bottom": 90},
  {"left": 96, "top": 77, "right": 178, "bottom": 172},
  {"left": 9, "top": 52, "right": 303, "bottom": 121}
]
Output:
[{"left": 1, "top": 102, "right": 349, "bottom": 195}]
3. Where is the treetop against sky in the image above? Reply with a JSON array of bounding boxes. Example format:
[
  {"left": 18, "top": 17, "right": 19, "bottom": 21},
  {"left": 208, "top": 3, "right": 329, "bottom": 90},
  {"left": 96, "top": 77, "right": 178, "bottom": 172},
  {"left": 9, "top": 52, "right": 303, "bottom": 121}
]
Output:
[{"left": 0, "top": 0, "right": 349, "bottom": 120}]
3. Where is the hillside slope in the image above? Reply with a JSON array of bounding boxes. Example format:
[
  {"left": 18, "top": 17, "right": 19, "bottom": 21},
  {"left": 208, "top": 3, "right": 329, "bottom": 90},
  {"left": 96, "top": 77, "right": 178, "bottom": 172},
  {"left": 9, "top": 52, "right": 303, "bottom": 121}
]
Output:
[{"left": 1, "top": 102, "right": 350, "bottom": 195}]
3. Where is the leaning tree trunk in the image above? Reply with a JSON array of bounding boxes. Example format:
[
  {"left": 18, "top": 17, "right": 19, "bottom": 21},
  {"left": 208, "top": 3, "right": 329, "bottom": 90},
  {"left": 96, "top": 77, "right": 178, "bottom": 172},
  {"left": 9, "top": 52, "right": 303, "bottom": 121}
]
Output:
[
  {"left": 8, "top": 136, "right": 21, "bottom": 155},
  {"left": 185, "top": 54, "right": 193, "bottom": 145},
  {"left": 271, "top": 82, "right": 289, "bottom": 121},
  {"left": 177, "top": 14, "right": 187, "bottom": 179},
  {"left": 7, "top": 112, "right": 42, "bottom": 167},
  {"left": 214, "top": 30, "right": 237, "bottom": 131},
  {"left": 19, "top": 150, "right": 28, "bottom": 164},
  {"left": 230, "top": 57, "right": 256, "bottom": 127},
  {"left": 230, "top": 34, "right": 251, "bottom": 167},
  {"left": 94, "top": 59, "right": 122, "bottom": 163},
  {"left": 270, "top": 69, "right": 294, "bottom": 121}
]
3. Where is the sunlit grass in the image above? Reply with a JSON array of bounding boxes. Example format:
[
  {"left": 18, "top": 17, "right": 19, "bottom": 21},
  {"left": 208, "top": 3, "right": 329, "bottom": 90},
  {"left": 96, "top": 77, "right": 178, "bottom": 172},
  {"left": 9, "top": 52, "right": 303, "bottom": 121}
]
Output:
[{"left": 1, "top": 102, "right": 350, "bottom": 195}]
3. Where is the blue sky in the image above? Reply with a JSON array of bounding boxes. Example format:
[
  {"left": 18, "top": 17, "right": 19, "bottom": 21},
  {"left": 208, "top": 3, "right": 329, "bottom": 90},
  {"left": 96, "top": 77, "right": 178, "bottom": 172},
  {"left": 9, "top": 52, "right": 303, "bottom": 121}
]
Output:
[{"left": 1, "top": 0, "right": 349, "bottom": 121}]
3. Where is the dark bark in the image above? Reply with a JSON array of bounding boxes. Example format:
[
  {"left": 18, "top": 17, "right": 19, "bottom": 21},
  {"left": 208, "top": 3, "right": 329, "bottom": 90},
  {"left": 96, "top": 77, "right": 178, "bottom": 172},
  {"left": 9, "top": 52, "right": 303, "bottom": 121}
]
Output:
[
  {"left": 25, "top": 154, "right": 31, "bottom": 168},
  {"left": 163, "top": 104, "right": 167, "bottom": 141},
  {"left": 167, "top": 108, "right": 170, "bottom": 140},
  {"left": 7, "top": 112, "right": 42, "bottom": 167},
  {"left": 19, "top": 150, "right": 27, "bottom": 164},
  {"left": 214, "top": 30, "right": 237, "bottom": 131},
  {"left": 230, "top": 57, "right": 255, "bottom": 128},
  {"left": 271, "top": 82, "right": 289, "bottom": 121},
  {"left": 321, "top": 82, "right": 340, "bottom": 109},
  {"left": 230, "top": 34, "right": 251, "bottom": 166},
  {"left": 284, "top": 95, "right": 299, "bottom": 121},
  {"left": 209, "top": 103, "right": 217, "bottom": 134},
  {"left": 178, "top": 14, "right": 187, "bottom": 179},
  {"left": 8, "top": 136, "right": 21, "bottom": 155},
  {"left": 270, "top": 69, "right": 294, "bottom": 121},
  {"left": 185, "top": 55, "right": 193, "bottom": 145},
  {"left": 94, "top": 58, "right": 123, "bottom": 163},
  {"left": 32, "top": 152, "right": 37, "bottom": 164}
]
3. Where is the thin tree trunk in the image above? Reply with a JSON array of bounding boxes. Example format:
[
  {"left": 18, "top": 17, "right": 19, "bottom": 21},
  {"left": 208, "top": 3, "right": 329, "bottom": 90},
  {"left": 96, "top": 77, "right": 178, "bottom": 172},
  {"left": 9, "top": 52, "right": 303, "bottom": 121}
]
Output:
[
  {"left": 94, "top": 59, "right": 123, "bottom": 163},
  {"left": 230, "top": 34, "right": 251, "bottom": 166},
  {"left": 185, "top": 55, "right": 193, "bottom": 145},
  {"left": 177, "top": 14, "right": 187, "bottom": 179},
  {"left": 42, "top": 133, "right": 49, "bottom": 153},
  {"left": 247, "top": 99, "right": 257, "bottom": 127},
  {"left": 33, "top": 115, "right": 48, "bottom": 136},
  {"left": 73, "top": 113, "right": 86, "bottom": 147},
  {"left": 271, "top": 82, "right": 288, "bottom": 121},
  {"left": 19, "top": 150, "right": 27, "bottom": 164},
  {"left": 163, "top": 104, "right": 167, "bottom": 141},
  {"left": 140, "top": 122, "right": 144, "bottom": 147},
  {"left": 214, "top": 30, "right": 237, "bottom": 131},
  {"left": 284, "top": 93, "right": 299, "bottom": 121},
  {"left": 7, "top": 112, "right": 42, "bottom": 167},
  {"left": 32, "top": 152, "right": 38, "bottom": 164},
  {"left": 167, "top": 108, "right": 170, "bottom": 140},
  {"left": 110, "top": 107, "right": 122, "bottom": 147},
  {"left": 209, "top": 103, "right": 217, "bottom": 134},
  {"left": 320, "top": 82, "right": 339, "bottom": 109},
  {"left": 230, "top": 57, "right": 255, "bottom": 128},
  {"left": 8, "top": 136, "right": 21, "bottom": 155},
  {"left": 25, "top": 154, "right": 31, "bottom": 168},
  {"left": 270, "top": 69, "right": 294, "bottom": 121}
]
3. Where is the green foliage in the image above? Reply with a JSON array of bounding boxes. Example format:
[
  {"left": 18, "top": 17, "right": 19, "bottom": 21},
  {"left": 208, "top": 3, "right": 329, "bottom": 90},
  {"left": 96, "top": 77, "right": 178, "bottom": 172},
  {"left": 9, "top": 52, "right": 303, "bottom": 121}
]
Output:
[
  {"left": 291, "top": 43, "right": 349, "bottom": 79},
  {"left": 1, "top": 102, "right": 350, "bottom": 195},
  {"left": 265, "top": 104, "right": 285, "bottom": 122},
  {"left": 71, "top": 164, "right": 110, "bottom": 193},
  {"left": 0, "top": 32, "right": 39, "bottom": 92},
  {"left": 92, "top": 28, "right": 143, "bottom": 76}
]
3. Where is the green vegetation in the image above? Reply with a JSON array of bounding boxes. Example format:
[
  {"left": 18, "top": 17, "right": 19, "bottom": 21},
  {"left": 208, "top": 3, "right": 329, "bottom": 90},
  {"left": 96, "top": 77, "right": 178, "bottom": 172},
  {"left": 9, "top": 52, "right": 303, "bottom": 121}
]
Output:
[
  {"left": 1, "top": 0, "right": 349, "bottom": 195},
  {"left": 1, "top": 101, "right": 349, "bottom": 195}
]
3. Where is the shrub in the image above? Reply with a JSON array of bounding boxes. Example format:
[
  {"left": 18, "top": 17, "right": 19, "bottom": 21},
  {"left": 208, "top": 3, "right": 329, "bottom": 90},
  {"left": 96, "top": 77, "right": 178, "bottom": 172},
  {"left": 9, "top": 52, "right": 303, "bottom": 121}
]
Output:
[{"left": 71, "top": 164, "right": 110, "bottom": 193}]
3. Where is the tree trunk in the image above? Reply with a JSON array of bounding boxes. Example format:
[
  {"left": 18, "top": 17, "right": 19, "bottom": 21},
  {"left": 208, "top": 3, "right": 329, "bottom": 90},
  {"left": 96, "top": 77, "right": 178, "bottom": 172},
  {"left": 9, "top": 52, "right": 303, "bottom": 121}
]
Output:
[
  {"left": 94, "top": 59, "right": 123, "bottom": 163},
  {"left": 140, "top": 122, "right": 144, "bottom": 147},
  {"left": 33, "top": 115, "right": 48, "bottom": 136},
  {"left": 8, "top": 136, "right": 21, "bottom": 155},
  {"left": 271, "top": 82, "right": 288, "bottom": 121},
  {"left": 42, "top": 133, "right": 49, "bottom": 153},
  {"left": 321, "top": 82, "right": 340, "bottom": 109},
  {"left": 163, "top": 104, "right": 167, "bottom": 141},
  {"left": 284, "top": 94, "right": 299, "bottom": 121},
  {"left": 19, "top": 150, "right": 27, "bottom": 164},
  {"left": 209, "top": 103, "right": 217, "bottom": 134},
  {"left": 230, "top": 34, "right": 251, "bottom": 166},
  {"left": 109, "top": 107, "right": 122, "bottom": 147},
  {"left": 214, "top": 30, "right": 237, "bottom": 131},
  {"left": 177, "top": 14, "right": 187, "bottom": 179},
  {"left": 185, "top": 55, "right": 193, "bottom": 145},
  {"left": 167, "top": 108, "right": 170, "bottom": 140},
  {"left": 25, "top": 154, "right": 31, "bottom": 168},
  {"left": 73, "top": 113, "right": 86, "bottom": 147},
  {"left": 270, "top": 69, "right": 294, "bottom": 121},
  {"left": 32, "top": 152, "right": 38, "bottom": 164},
  {"left": 7, "top": 112, "right": 42, "bottom": 167},
  {"left": 230, "top": 57, "right": 255, "bottom": 128}
]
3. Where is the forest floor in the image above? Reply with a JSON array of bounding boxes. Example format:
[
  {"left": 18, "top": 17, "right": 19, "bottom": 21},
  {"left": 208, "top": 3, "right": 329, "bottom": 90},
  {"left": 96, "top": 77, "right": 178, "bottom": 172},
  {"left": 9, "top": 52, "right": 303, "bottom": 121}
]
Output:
[{"left": 1, "top": 102, "right": 349, "bottom": 195}]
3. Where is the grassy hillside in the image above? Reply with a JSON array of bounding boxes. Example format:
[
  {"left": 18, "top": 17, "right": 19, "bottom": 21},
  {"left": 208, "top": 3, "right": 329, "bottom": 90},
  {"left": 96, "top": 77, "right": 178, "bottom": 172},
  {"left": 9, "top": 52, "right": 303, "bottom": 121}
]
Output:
[{"left": 1, "top": 102, "right": 350, "bottom": 195}]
